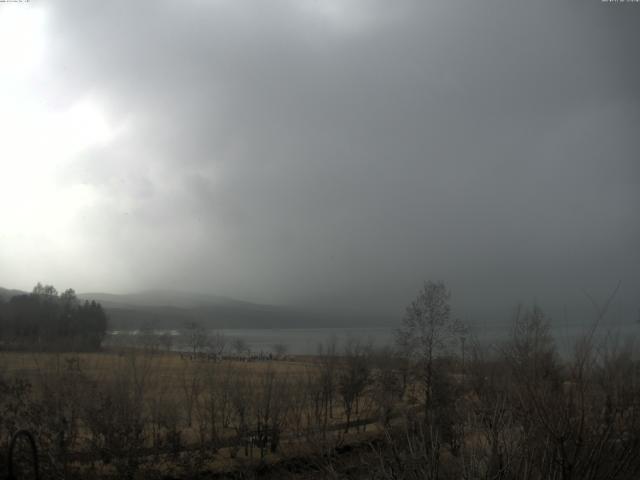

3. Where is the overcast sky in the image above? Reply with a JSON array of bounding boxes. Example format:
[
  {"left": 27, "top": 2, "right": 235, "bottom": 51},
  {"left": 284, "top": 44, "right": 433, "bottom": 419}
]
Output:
[{"left": 0, "top": 0, "right": 638, "bottom": 323}]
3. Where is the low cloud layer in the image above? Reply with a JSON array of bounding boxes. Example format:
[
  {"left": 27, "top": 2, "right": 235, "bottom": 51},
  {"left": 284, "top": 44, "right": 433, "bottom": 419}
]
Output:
[{"left": 1, "top": 0, "right": 638, "bottom": 323}]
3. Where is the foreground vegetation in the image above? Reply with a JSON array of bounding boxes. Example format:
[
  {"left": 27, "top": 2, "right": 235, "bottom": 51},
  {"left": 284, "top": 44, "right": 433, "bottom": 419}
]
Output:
[
  {"left": 1, "top": 281, "right": 639, "bottom": 479},
  {"left": 0, "top": 347, "right": 409, "bottom": 479}
]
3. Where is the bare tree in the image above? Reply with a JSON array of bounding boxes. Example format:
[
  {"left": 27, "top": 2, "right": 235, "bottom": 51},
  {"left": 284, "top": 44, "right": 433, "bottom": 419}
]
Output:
[
  {"left": 194, "top": 360, "right": 234, "bottom": 451},
  {"left": 338, "top": 338, "right": 371, "bottom": 432},
  {"left": 184, "top": 321, "right": 208, "bottom": 356},
  {"left": 396, "top": 281, "right": 465, "bottom": 419},
  {"left": 209, "top": 331, "right": 226, "bottom": 358},
  {"left": 370, "top": 347, "right": 405, "bottom": 427},
  {"left": 232, "top": 337, "right": 248, "bottom": 356},
  {"left": 317, "top": 337, "right": 339, "bottom": 433},
  {"left": 82, "top": 351, "right": 153, "bottom": 479},
  {"left": 179, "top": 359, "right": 203, "bottom": 428}
]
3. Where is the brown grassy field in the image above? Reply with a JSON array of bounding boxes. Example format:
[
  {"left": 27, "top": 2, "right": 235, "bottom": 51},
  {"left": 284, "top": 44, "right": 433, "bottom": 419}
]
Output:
[
  {"left": 3, "top": 324, "right": 640, "bottom": 480},
  {"left": 0, "top": 348, "right": 396, "bottom": 478},
  {"left": 0, "top": 350, "right": 310, "bottom": 389}
]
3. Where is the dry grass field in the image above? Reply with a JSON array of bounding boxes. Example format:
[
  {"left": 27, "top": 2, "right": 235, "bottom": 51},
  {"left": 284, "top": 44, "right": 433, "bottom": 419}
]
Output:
[
  {"left": 0, "top": 347, "right": 400, "bottom": 478},
  {"left": 3, "top": 305, "right": 639, "bottom": 480},
  {"left": 2, "top": 330, "right": 640, "bottom": 480},
  {"left": 0, "top": 349, "right": 310, "bottom": 389}
]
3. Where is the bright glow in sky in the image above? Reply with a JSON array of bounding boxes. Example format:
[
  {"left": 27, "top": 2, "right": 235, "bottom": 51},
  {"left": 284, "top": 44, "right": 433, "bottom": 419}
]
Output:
[
  {"left": 0, "top": 1, "right": 637, "bottom": 317},
  {"left": 0, "top": 5, "right": 45, "bottom": 78},
  {"left": 0, "top": 6, "right": 116, "bottom": 256},
  {"left": 298, "top": 0, "right": 372, "bottom": 32}
]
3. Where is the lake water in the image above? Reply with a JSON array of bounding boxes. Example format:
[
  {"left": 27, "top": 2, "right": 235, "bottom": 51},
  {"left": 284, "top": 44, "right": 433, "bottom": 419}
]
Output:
[
  {"left": 107, "top": 320, "right": 640, "bottom": 356},
  {"left": 108, "top": 327, "right": 394, "bottom": 354}
]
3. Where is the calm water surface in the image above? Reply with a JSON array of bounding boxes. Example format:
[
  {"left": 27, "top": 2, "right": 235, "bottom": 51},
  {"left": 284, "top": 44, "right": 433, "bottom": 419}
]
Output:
[{"left": 108, "top": 321, "right": 640, "bottom": 356}]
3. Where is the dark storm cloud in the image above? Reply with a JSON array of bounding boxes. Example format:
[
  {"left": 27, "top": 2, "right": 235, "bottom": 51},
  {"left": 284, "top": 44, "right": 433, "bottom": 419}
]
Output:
[{"left": 38, "top": 1, "right": 640, "bottom": 322}]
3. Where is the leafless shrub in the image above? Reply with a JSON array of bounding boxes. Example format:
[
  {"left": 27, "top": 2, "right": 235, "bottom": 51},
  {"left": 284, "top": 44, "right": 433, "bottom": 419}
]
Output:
[
  {"left": 81, "top": 351, "right": 154, "bottom": 479},
  {"left": 370, "top": 414, "right": 442, "bottom": 480},
  {"left": 338, "top": 338, "right": 372, "bottom": 433},
  {"left": 178, "top": 356, "right": 202, "bottom": 428}
]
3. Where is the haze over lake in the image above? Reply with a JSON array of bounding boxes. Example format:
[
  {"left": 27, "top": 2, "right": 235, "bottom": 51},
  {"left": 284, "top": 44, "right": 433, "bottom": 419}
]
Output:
[{"left": 107, "top": 320, "right": 640, "bottom": 356}]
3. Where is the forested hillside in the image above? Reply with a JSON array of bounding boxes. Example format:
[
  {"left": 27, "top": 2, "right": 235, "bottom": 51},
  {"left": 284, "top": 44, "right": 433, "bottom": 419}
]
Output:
[{"left": 0, "top": 284, "right": 107, "bottom": 350}]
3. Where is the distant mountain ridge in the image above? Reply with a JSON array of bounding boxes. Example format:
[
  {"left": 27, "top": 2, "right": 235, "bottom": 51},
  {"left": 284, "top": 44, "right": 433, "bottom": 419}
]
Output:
[
  {"left": 77, "top": 289, "right": 263, "bottom": 310},
  {"left": 77, "top": 289, "right": 296, "bottom": 329},
  {"left": 0, "top": 287, "right": 27, "bottom": 300},
  {"left": 79, "top": 290, "right": 387, "bottom": 330},
  {"left": 1, "top": 287, "right": 388, "bottom": 330}
]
